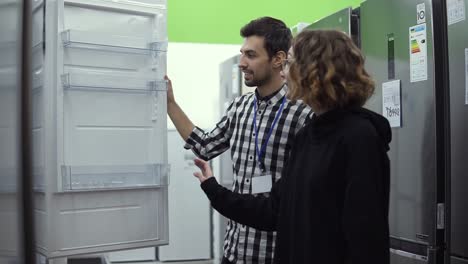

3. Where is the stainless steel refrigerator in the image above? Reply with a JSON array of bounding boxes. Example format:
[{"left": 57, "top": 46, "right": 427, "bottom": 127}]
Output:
[
  {"left": 304, "top": 6, "right": 360, "bottom": 47},
  {"left": 360, "top": 0, "right": 450, "bottom": 263},
  {"left": 216, "top": 54, "right": 242, "bottom": 262},
  {"left": 219, "top": 55, "right": 241, "bottom": 188}
]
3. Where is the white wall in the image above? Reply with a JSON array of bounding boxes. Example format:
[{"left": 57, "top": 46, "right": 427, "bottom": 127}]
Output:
[{"left": 167, "top": 42, "right": 240, "bottom": 129}]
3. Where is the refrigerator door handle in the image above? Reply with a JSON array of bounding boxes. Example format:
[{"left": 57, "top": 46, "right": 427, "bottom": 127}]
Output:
[{"left": 437, "top": 203, "right": 445, "bottom": 229}]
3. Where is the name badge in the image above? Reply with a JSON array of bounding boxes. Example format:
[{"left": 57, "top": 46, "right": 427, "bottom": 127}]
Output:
[{"left": 251, "top": 174, "right": 272, "bottom": 194}]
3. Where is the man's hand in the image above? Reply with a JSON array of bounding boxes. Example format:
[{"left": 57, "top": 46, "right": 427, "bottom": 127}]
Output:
[
  {"left": 193, "top": 158, "right": 214, "bottom": 183},
  {"left": 165, "top": 75, "right": 195, "bottom": 141},
  {"left": 165, "top": 75, "right": 175, "bottom": 104}
]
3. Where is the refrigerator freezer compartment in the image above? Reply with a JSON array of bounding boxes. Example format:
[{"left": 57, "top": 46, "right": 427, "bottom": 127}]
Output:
[
  {"left": 61, "top": 72, "right": 167, "bottom": 93},
  {"left": 61, "top": 163, "right": 170, "bottom": 191},
  {"left": 61, "top": 30, "right": 167, "bottom": 54}
]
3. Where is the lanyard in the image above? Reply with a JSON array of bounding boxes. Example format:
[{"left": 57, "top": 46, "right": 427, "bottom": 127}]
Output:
[{"left": 253, "top": 95, "right": 286, "bottom": 172}]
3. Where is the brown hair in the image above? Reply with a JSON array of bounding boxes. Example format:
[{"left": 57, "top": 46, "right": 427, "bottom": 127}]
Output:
[
  {"left": 240, "top": 17, "right": 292, "bottom": 59},
  {"left": 287, "top": 30, "right": 375, "bottom": 111}
]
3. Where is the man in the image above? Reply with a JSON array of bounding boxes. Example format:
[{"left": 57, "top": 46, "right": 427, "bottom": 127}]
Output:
[{"left": 166, "top": 17, "right": 312, "bottom": 264}]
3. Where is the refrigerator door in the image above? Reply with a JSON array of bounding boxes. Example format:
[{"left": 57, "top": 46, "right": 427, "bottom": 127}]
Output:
[
  {"left": 0, "top": 0, "right": 23, "bottom": 263},
  {"left": 218, "top": 55, "right": 240, "bottom": 187},
  {"left": 447, "top": 0, "right": 468, "bottom": 261},
  {"left": 34, "top": 0, "right": 169, "bottom": 259},
  {"left": 217, "top": 55, "right": 241, "bottom": 262},
  {"left": 361, "top": 0, "right": 437, "bottom": 249},
  {"left": 158, "top": 130, "right": 211, "bottom": 261}
]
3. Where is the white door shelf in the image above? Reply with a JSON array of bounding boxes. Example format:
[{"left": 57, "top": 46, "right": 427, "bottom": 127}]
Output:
[
  {"left": 61, "top": 30, "right": 167, "bottom": 54},
  {"left": 61, "top": 72, "right": 167, "bottom": 92},
  {"left": 60, "top": 163, "right": 170, "bottom": 192}
]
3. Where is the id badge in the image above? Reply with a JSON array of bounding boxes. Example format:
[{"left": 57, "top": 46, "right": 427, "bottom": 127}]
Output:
[{"left": 251, "top": 173, "right": 273, "bottom": 194}]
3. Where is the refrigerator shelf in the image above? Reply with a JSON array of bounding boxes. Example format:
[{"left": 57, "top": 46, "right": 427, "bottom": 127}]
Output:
[
  {"left": 61, "top": 163, "right": 170, "bottom": 192},
  {"left": 32, "top": 69, "right": 43, "bottom": 90},
  {"left": 61, "top": 72, "right": 167, "bottom": 93},
  {"left": 0, "top": 69, "right": 42, "bottom": 89},
  {"left": 61, "top": 30, "right": 167, "bottom": 54},
  {"left": 0, "top": 40, "right": 43, "bottom": 69},
  {"left": 32, "top": 41, "right": 44, "bottom": 53},
  {"left": 0, "top": 39, "right": 43, "bottom": 51}
]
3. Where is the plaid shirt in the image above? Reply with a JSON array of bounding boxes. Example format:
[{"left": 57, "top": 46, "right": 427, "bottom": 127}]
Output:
[{"left": 184, "top": 84, "right": 312, "bottom": 263}]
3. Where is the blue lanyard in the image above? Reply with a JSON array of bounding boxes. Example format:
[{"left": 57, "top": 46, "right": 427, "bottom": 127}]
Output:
[{"left": 253, "top": 95, "right": 286, "bottom": 172}]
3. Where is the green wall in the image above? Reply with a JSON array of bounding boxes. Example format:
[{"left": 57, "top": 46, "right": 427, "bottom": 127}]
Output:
[{"left": 168, "top": 0, "right": 363, "bottom": 44}]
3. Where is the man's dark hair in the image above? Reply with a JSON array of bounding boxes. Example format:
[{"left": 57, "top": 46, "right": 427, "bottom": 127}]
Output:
[{"left": 240, "top": 17, "right": 292, "bottom": 59}]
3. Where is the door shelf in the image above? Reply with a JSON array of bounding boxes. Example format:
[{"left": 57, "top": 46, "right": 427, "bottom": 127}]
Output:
[
  {"left": 61, "top": 72, "right": 167, "bottom": 93},
  {"left": 32, "top": 69, "right": 43, "bottom": 90},
  {"left": 32, "top": 41, "right": 44, "bottom": 53},
  {"left": 61, "top": 163, "right": 170, "bottom": 192},
  {"left": 61, "top": 30, "right": 167, "bottom": 54},
  {"left": 0, "top": 68, "right": 42, "bottom": 90}
]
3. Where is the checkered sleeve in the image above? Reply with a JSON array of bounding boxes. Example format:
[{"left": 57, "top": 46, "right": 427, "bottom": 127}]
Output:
[{"left": 184, "top": 98, "right": 237, "bottom": 160}]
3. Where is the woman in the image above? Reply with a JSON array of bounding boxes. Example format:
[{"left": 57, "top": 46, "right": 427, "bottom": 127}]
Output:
[{"left": 193, "top": 30, "right": 391, "bottom": 264}]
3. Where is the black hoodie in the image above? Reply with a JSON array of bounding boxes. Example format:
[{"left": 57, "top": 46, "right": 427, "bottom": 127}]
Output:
[{"left": 201, "top": 107, "right": 391, "bottom": 264}]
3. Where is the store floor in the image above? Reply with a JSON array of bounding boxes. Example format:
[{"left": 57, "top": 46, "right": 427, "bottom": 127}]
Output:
[{"left": 113, "top": 261, "right": 214, "bottom": 264}]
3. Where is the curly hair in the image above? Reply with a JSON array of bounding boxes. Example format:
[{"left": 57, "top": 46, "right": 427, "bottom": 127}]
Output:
[{"left": 287, "top": 30, "right": 375, "bottom": 111}]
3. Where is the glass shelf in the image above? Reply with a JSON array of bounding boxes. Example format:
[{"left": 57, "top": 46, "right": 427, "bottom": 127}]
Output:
[
  {"left": 61, "top": 163, "right": 170, "bottom": 192},
  {"left": 61, "top": 72, "right": 167, "bottom": 93},
  {"left": 61, "top": 30, "right": 167, "bottom": 54}
]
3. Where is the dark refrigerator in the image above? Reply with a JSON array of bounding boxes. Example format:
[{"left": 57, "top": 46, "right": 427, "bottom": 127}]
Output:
[
  {"left": 447, "top": 0, "right": 468, "bottom": 263},
  {"left": 360, "top": 0, "right": 443, "bottom": 263},
  {"left": 304, "top": 6, "right": 361, "bottom": 47}
]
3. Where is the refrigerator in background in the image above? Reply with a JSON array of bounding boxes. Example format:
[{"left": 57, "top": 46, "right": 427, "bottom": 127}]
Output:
[
  {"left": 30, "top": 0, "right": 170, "bottom": 263},
  {"left": 305, "top": 6, "right": 360, "bottom": 47},
  {"left": 216, "top": 55, "right": 242, "bottom": 263},
  {"left": 447, "top": 0, "right": 468, "bottom": 263},
  {"left": 157, "top": 130, "right": 212, "bottom": 262},
  {"left": 219, "top": 55, "right": 241, "bottom": 188},
  {"left": 295, "top": 1, "right": 468, "bottom": 263},
  {"left": 361, "top": 0, "right": 444, "bottom": 263}
]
